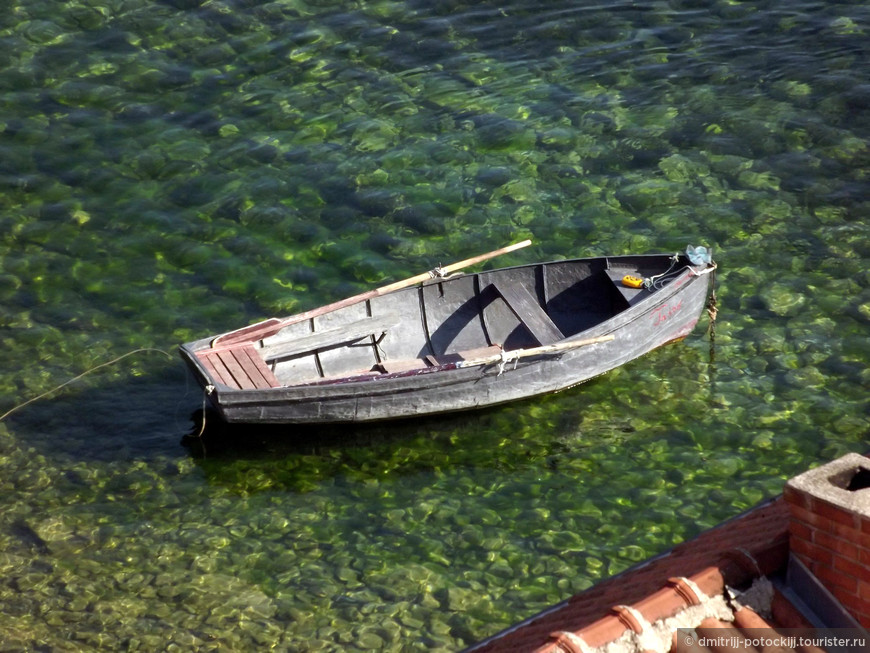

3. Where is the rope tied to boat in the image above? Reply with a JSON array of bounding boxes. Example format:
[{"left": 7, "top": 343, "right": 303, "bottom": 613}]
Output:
[
  {"left": 428, "top": 265, "right": 464, "bottom": 280},
  {"left": 705, "top": 266, "right": 718, "bottom": 363},
  {"left": 690, "top": 261, "right": 718, "bottom": 276},
  {"left": 191, "top": 385, "right": 215, "bottom": 440},
  {"left": 0, "top": 348, "right": 174, "bottom": 422},
  {"left": 497, "top": 349, "right": 521, "bottom": 375},
  {"left": 645, "top": 253, "right": 681, "bottom": 290}
]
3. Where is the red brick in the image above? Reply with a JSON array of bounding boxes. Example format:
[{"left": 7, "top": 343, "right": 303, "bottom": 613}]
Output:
[
  {"left": 811, "top": 497, "right": 860, "bottom": 528},
  {"left": 831, "top": 587, "right": 870, "bottom": 617},
  {"left": 790, "top": 535, "right": 834, "bottom": 567},
  {"left": 789, "top": 519, "right": 814, "bottom": 542},
  {"left": 814, "top": 563, "right": 859, "bottom": 594},
  {"left": 788, "top": 503, "right": 835, "bottom": 532},
  {"left": 860, "top": 581, "right": 870, "bottom": 600},
  {"left": 829, "top": 516, "right": 869, "bottom": 542},
  {"left": 783, "top": 484, "right": 811, "bottom": 509},
  {"left": 833, "top": 554, "right": 870, "bottom": 583},
  {"left": 814, "top": 529, "right": 860, "bottom": 559},
  {"left": 791, "top": 504, "right": 868, "bottom": 542},
  {"left": 856, "top": 515, "right": 870, "bottom": 549}
]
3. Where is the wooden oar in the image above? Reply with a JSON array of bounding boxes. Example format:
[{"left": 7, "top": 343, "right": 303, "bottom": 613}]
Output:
[
  {"left": 213, "top": 239, "right": 533, "bottom": 347},
  {"left": 457, "top": 334, "right": 615, "bottom": 373},
  {"left": 369, "top": 238, "right": 532, "bottom": 295}
]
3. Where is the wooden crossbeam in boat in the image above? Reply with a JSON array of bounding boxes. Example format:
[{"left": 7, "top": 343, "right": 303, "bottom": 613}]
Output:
[
  {"left": 259, "top": 312, "right": 400, "bottom": 362},
  {"left": 197, "top": 344, "right": 281, "bottom": 390},
  {"left": 375, "top": 345, "right": 504, "bottom": 374},
  {"left": 425, "top": 345, "right": 503, "bottom": 367},
  {"left": 490, "top": 280, "right": 564, "bottom": 346}
]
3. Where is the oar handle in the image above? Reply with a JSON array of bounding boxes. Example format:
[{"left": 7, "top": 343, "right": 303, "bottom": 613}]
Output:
[{"left": 440, "top": 239, "right": 532, "bottom": 276}]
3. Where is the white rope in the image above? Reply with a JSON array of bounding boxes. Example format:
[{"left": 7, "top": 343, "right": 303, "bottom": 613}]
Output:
[
  {"left": 690, "top": 261, "right": 718, "bottom": 276},
  {"left": 646, "top": 253, "right": 680, "bottom": 289},
  {"left": 428, "top": 266, "right": 461, "bottom": 280},
  {"left": 497, "top": 349, "right": 520, "bottom": 375}
]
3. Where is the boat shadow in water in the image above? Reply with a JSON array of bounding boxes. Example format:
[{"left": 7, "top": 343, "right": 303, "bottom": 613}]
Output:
[
  {"left": 177, "top": 379, "right": 626, "bottom": 494},
  {"left": 180, "top": 334, "right": 717, "bottom": 496},
  {"left": 1, "top": 366, "right": 204, "bottom": 463},
  {"left": 2, "top": 338, "right": 715, "bottom": 496},
  {"left": 1, "top": 358, "right": 600, "bottom": 475}
]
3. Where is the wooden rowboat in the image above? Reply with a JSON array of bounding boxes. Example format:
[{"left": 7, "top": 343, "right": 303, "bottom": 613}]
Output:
[{"left": 179, "top": 243, "right": 715, "bottom": 424}]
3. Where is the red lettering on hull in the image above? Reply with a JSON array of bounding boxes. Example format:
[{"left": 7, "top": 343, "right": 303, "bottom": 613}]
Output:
[{"left": 653, "top": 299, "right": 683, "bottom": 326}]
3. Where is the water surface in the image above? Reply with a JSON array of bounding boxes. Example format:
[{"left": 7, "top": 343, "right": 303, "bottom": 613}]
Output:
[{"left": 0, "top": 0, "right": 867, "bottom": 649}]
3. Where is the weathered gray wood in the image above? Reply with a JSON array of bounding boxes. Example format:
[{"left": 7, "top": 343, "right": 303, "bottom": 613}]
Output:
[
  {"left": 179, "top": 252, "right": 716, "bottom": 423},
  {"left": 369, "top": 289, "right": 430, "bottom": 361},
  {"left": 423, "top": 274, "right": 489, "bottom": 355},
  {"left": 425, "top": 345, "right": 503, "bottom": 367},
  {"left": 260, "top": 312, "right": 399, "bottom": 362},
  {"left": 490, "top": 280, "right": 564, "bottom": 345},
  {"left": 211, "top": 240, "right": 531, "bottom": 346},
  {"left": 371, "top": 345, "right": 506, "bottom": 374},
  {"left": 457, "top": 335, "right": 614, "bottom": 368},
  {"left": 376, "top": 358, "right": 428, "bottom": 374}
]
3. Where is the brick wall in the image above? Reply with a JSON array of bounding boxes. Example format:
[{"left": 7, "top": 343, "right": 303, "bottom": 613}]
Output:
[{"left": 783, "top": 453, "right": 870, "bottom": 628}]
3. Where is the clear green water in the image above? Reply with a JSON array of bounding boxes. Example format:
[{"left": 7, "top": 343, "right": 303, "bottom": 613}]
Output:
[{"left": 1, "top": 0, "right": 868, "bottom": 649}]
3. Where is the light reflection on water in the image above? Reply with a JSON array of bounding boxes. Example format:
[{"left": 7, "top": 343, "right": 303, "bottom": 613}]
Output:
[{"left": 0, "top": 0, "right": 867, "bottom": 648}]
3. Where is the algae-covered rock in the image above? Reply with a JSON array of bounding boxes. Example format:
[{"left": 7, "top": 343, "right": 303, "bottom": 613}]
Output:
[
  {"left": 658, "top": 153, "right": 710, "bottom": 183},
  {"left": 0, "top": 0, "right": 867, "bottom": 649},
  {"left": 760, "top": 283, "right": 807, "bottom": 316}
]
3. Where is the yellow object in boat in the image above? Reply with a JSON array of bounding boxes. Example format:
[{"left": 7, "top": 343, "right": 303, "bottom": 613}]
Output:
[{"left": 622, "top": 275, "right": 645, "bottom": 289}]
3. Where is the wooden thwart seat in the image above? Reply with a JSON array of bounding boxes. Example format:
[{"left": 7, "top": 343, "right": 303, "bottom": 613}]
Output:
[
  {"left": 490, "top": 280, "right": 564, "bottom": 345},
  {"left": 197, "top": 344, "right": 281, "bottom": 390},
  {"left": 260, "top": 312, "right": 399, "bottom": 362}
]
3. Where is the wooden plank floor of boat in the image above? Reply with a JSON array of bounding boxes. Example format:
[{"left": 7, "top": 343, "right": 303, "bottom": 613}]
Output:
[{"left": 197, "top": 345, "right": 281, "bottom": 390}]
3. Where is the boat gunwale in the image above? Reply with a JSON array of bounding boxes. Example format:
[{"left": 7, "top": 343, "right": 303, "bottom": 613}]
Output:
[
  {"left": 197, "top": 252, "right": 688, "bottom": 348},
  {"left": 193, "top": 265, "right": 706, "bottom": 403},
  {"left": 178, "top": 252, "right": 713, "bottom": 420}
]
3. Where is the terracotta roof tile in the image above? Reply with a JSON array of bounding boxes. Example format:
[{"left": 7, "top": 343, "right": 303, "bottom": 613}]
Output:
[
  {"left": 469, "top": 453, "right": 870, "bottom": 653},
  {"left": 467, "top": 498, "right": 791, "bottom": 653},
  {"left": 731, "top": 606, "right": 772, "bottom": 630},
  {"left": 695, "top": 619, "right": 761, "bottom": 653}
]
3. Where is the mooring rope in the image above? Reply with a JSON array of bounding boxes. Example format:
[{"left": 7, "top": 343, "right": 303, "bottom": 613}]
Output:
[
  {"left": 0, "top": 348, "right": 173, "bottom": 422},
  {"left": 192, "top": 386, "right": 216, "bottom": 441},
  {"left": 706, "top": 267, "right": 718, "bottom": 365}
]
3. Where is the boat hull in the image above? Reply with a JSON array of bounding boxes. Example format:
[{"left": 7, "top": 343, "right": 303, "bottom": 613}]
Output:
[{"left": 180, "top": 254, "right": 712, "bottom": 424}]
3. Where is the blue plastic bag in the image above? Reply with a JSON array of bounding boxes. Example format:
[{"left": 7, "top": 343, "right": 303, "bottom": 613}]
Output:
[{"left": 686, "top": 245, "right": 712, "bottom": 266}]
